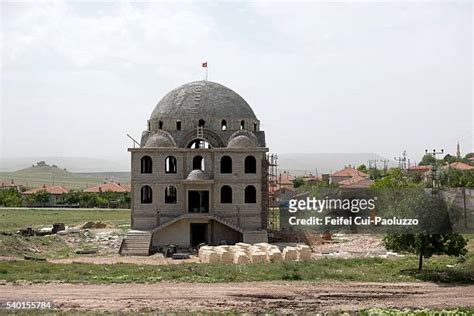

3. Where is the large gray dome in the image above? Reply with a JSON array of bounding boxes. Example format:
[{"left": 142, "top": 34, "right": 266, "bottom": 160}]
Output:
[{"left": 150, "top": 81, "right": 257, "bottom": 120}]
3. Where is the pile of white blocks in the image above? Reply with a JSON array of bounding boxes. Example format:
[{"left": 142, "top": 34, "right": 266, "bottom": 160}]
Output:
[{"left": 198, "top": 243, "right": 312, "bottom": 264}]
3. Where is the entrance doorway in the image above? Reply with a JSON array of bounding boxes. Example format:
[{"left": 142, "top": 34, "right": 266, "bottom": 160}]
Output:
[
  {"left": 190, "top": 223, "right": 207, "bottom": 247},
  {"left": 188, "top": 191, "right": 209, "bottom": 213}
]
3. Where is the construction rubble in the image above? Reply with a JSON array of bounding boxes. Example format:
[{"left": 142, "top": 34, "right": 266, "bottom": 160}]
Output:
[{"left": 198, "top": 242, "right": 312, "bottom": 264}]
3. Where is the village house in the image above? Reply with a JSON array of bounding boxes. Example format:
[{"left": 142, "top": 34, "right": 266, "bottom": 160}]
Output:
[
  {"left": 278, "top": 171, "right": 295, "bottom": 189},
  {"left": 445, "top": 162, "right": 474, "bottom": 171},
  {"left": 330, "top": 166, "right": 369, "bottom": 185},
  {"left": 84, "top": 182, "right": 131, "bottom": 193},
  {"left": 468, "top": 157, "right": 474, "bottom": 166},
  {"left": 0, "top": 179, "right": 21, "bottom": 192},
  {"left": 84, "top": 182, "right": 131, "bottom": 208},
  {"left": 22, "top": 184, "right": 69, "bottom": 207}
]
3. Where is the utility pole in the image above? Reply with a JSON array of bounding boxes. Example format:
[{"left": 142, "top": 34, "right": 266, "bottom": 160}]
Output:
[
  {"left": 425, "top": 148, "right": 444, "bottom": 195},
  {"left": 394, "top": 150, "right": 408, "bottom": 171},
  {"left": 368, "top": 159, "right": 380, "bottom": 170},
  {"left": 381, "top": 159, "right": 390, "bottom": 173}
]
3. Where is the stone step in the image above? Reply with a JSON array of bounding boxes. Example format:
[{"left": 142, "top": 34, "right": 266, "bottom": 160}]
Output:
[{"left": 120, "top": 230, "right": 152, "bottom": 256}]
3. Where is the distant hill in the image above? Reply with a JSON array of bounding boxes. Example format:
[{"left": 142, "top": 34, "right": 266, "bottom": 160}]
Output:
[
  {"left": 0, "top": 157, "right": 129, "bottom": 172},
  {"left": 0, "top": 164, "right": 114, "bottom": 189},
  {"left": 277, "top": 153, "right": 393, "bottom": 175}
]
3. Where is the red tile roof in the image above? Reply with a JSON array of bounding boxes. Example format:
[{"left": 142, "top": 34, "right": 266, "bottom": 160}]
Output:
[
  {"left": 332, "top": 167, "right": 368, "bottom": 178},
  {"left": 278, "top": 172, "right": 295, "bottom": 185},
  {"left": 340, "top": 178, "right": 374, "bottom": 189},
  {"left": 447, "top": 162, "right": 474, "bottom": 171},
  {"left": 84, "top": 182, "right": 131, "bottom": 193},
  {"left": 0, "top": 180, "right": 19, "bottom": 188},
  {"left": 23, "top": 185, "right": 69, "bottom": 195},
  {"left": 408, "top": 165, "right": 431, "bottom": 172}
]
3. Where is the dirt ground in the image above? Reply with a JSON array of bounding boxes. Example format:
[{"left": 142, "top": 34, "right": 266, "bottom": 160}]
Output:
[{"left": 1, "top": 281, "right": 473, "bottom": 313}]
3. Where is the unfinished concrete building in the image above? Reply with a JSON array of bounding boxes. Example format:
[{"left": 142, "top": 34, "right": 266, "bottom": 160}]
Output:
[{"left": 121, "top": 81, "right": 269, "bottom": 255}]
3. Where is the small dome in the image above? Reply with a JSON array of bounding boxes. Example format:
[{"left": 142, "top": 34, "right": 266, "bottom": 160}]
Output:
[
  {"left": 186, "top": 169, "right": 210, "bottom": 181},
  {"left": 227, "top": 135, "right": 257, "bottom": 148},
  {"left": 144, "top": 134, "right": 174, "bottom": 148}
]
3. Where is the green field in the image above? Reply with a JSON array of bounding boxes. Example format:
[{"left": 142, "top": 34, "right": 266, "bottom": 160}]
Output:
[
  {"left": 0, "top": 253, "right": 473, "bottom": 284},
  {"left": 0, "top": 208, "right": 130, "bottom": 232},
  {"left": 0, "top": 207, "right": 473, "bottom": 286}
]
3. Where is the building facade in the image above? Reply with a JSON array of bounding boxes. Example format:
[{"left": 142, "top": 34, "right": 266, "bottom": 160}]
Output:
[{"left": 128, "top": 81, "right": 269, "bottom": 249}]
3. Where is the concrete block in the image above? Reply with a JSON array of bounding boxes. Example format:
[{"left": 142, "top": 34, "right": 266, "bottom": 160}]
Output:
[
  {"left": 233, "top": 251, "right": 249, "bottom": 264},
  {"left": 215, "top": 248, "right": 233, "bottom": 263},
  {"left": 199, "top": 250, "right": 219, "bottom": 264},
  {"left": 198, "top": 246, "right": 214, "bottom": 260},
  {"left": 267, "top": 248, "right": 283, "bottom": 262},
  {"left": 236, "top": 242, "right": 251, "bottom": 248},
  {"left": 296, "top": 245, "right": 312, "bottom": 261},
  {"left": 282, "top": 247, "right": 298, "bottom": 261},
  {"left": 250, "top": 251, "right": 266, "bottom": 263}
]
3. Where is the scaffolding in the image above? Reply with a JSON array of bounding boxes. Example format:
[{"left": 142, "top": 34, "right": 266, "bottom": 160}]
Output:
[{"left": 266, "top": 153, "right": 279, "bottom": 231}]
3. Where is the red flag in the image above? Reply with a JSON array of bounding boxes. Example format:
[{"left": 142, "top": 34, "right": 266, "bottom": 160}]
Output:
[{"left": 202, "top": 62, "right": 208, "bottom": 68}]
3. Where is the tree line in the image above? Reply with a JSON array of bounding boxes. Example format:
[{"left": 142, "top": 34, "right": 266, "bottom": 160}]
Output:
[{"left": 0, "top": 188, "right": 130, "bottom": 208}]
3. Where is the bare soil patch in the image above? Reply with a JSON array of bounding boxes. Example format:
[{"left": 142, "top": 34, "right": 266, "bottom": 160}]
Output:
[{"left": 1, "top": 281, "right": 473, "bottom": 313}]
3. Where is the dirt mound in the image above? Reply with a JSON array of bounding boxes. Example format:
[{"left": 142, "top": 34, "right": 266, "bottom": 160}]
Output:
[{"left": 81, "top": 221, "right": 108, "bottom": 229}]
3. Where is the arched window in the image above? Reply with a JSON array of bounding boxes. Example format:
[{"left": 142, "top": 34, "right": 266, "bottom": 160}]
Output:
[
  {"left": 141, "top": 185, "right": 153, "bottom": 204},
  {"left": 220, "top": 156, "right": 232, "bottom": 174},
  {"left": 253, "top": 122, "right": 257, "bottom": 132},
  {"left": 165, "top": 185, "right": 177, "bottom": 204},
  {"left": 244, "top": 185, "right": 256, "bottom": 203},
  {"left": 198, "top": 119, "right": 205, "bottom": 127},
  {"left": 141, "top": 156, "right": 152, "bottom": 174},
  {"left": 158, "top": 121, "right": 163, "bottom": 129},
  {"left": 165, "top": 156, "right": 177, "bottom": 173},
  {"left": 244, "top": 156, "right": 256, "bottom": 174},
  {"left": 176, "top": 121, "right": 181, "bottom": 130},
  {"left": 240, "top": 120, "right": 245, "bottom": 130},
  {"left": 188, "top": 139, "right": 211, "bottom": 149},
  {"left": 221, "top": 185, "right": 232, "bottom": 204},
  {"left": 193, "top": 155, "right": 205, "bottom": 170},
  {"left": 221, "top": 120, "right": 227, "bottom": 131}
]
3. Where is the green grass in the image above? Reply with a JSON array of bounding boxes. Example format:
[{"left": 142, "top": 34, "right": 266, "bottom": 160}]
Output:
[
  {"left": 0, "top": 253, "right": 473, "bottom": 284},
  {"left": 0, "top": 208, "right": 130, "bottom": 232}
]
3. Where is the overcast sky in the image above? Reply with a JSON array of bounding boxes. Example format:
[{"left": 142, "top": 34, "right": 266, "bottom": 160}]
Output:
[{"left": 1, "top": 0, "right": 472, "bottom": 167}]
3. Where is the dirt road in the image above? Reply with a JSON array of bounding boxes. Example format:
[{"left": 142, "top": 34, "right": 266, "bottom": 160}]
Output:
[{"left": 2, "top": 281, "right": 473, "bottom": 313}]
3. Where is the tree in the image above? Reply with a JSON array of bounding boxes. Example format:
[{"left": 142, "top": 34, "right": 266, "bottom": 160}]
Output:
[
  {"left": 292, "top": 176, "right": 305, "bottom": 188},
  {"left": 374, "top": 168, "right": 467, "bottom": 270},
  {"left": 371, "top": 168, "right": 419, "bottom": 189},
  {"left": 0, "top": 188, "right": 22, "bottom": 207},
  {"left": 357, "top": 164, "right": 368, "bottom": 174},
  {"left": 62, "top": 190, "right": 82, "bottom": 206},
  {"left": 384, "top": 234, "right": 467, "bottom": 271},
  {"left": 440, "top": 169, "right": 474, "bottom": 188},
  {"left": 27, "top": 190, "right": 50, "bottom": 206},
  {"left": 463, "top": 152, "right": 474, "bottom": 163},
  {"left": 443, "top": 154, "right": 458, "bottom": 164},
  {"left": 419, "top": 154, "right": 438, "bottom": 166}
]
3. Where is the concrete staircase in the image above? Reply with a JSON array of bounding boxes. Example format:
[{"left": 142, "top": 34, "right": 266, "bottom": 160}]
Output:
[
  {"left": 151, "top": 213, "right": 243, "bottom": 234},
  {"left": 119, "top": 230, "right": 152, "bottom": 256}
]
